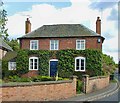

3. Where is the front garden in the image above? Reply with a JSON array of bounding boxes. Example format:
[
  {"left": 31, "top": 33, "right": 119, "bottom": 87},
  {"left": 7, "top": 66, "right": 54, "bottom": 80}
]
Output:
[{"left": 2, "top": 75, "right": 69, "bottom": 83}]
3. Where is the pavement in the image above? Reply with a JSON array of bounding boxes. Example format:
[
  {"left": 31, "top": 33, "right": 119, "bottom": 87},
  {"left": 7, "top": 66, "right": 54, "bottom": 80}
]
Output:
[{"left": 60, "top": 80, "right": 119, "bottom": 102}]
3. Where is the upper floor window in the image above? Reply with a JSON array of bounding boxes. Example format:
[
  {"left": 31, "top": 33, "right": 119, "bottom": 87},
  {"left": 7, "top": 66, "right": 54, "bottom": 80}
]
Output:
[
  {"left": 30, "top": 40, "right": 38, "bottom": 50},
  {"left": 29, "top": 57, "right": 38, "bottom": 70},
  {"left": 76, "top": 40, "right": 85, "bottom": 50},
  {"left": 50, "top": 40, "right": 59, "bottom": 50},
  {"left": 8, "top": 62, "right": 16, "bottom": 70},
  {"left": 75, "top": 57, "right": 85, "bottom": 71}
]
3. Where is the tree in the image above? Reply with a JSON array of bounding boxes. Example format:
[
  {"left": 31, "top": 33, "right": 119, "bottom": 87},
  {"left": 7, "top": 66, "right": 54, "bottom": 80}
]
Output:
[
  {"left": 102, "top": 54, "right": 116, "bottom": 75},
  {"left": 6, "top": 39, "right": 20, "bottom": 51},
  {"left": 0, "top": 1, "right": 9, "bottom": 41}
]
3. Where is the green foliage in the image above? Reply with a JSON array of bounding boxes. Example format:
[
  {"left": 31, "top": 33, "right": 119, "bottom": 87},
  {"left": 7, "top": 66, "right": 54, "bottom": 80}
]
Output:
[
  {"left": 2, "top": 50, "right": 53, "bottom": 78},
  {"left": 38, "top": 50, "right": 52, "bottom": 76},
  {"left": 115, "top": 64, "right": 118, "bottom": 68},
  {"left": 32, "top": 76, "right": 54, "bottom": 82},
  {"left": 8, "top": 75, "right": 32, "bottom": 82},
  {"left": 102, "top": 54, "right": 116, "bottom": 75},
  {"left": 0, "top": 2, "right": 9, "bottom": 41},
  {"left": 27, "top": 50, "right": 53, "bottom": 76},
  {"left": 3, "top": 75, "right": 67, "bottom": 82},
  {"left": 2, "top": 49, "right": 108, "bottom": 80},
  {"left": 17, "top": 50, "right": 53, "bottom": 76},
  {"left": 0, "top": 79, "right": 2, "bottom": 83},
  {"left": 16, "top": 50, "right": 29, "bottom": 76},
  {"left": 76, "top": 80, "right": 83, "bottom": 94},
  {"left": 2, "top": 60, "right": 17, "bottom": 79},
  {"left": 56, "top": 49, "right": 103, "bottom": 78},
  {"left": 6, "top": 39, "right": 20, "bottom": 51}
]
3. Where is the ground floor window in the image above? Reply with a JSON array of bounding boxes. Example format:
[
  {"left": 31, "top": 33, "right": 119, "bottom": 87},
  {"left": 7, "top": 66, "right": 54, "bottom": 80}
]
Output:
[
  {"left": 8, "top": 62, "right": 16, "bottom": 70},
  {"left": 75, "top": 57, "right": 85, "bottom": 71},
  {"left": 29, "top": 57, "right": 38, "bottom": 70}
]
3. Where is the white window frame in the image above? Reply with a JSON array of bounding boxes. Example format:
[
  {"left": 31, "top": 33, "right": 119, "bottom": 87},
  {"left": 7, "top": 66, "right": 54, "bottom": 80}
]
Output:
[
  {"left": 29, "top": 57, "right": 38, "bottom": 70},
  {"left": 76, "top": 40, "right": 85, "bottom": 50},
  {"left": 50, "top": 40, "right": 59, "bottom": 50},
  {"left": 75, "top": 57, "right": 85, "bottom": 71},
  {"left": 30, "top": 40, "right": 38, "bottom": 50},
  {"left": 8, "top": 62, "right": 16, "bottom": 70}
]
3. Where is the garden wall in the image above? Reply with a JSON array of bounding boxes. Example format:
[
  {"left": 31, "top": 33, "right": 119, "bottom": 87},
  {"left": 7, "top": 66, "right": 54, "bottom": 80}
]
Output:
[
  {"left": 1, "top": 76, "right": 77, "bottom": 101},
  {"left": 83, "top": 75, "right": 109, "bottom": 93}
]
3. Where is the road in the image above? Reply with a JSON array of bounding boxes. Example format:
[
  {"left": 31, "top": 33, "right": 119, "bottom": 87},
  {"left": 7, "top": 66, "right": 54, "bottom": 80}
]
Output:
[{"left": 96, "top": 69, "right": 120, "bottom": 102}]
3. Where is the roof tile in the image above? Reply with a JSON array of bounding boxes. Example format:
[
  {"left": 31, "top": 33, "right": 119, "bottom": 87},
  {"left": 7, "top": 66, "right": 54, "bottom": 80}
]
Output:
[{"left": 18, "top": 24, "right": 102, "bottom": 39}]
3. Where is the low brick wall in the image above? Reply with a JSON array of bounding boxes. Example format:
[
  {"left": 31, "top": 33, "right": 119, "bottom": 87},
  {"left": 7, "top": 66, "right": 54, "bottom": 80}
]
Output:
[
  {"left": 1, "top": 76, "right": 77, "bottom": 101},
  {"left": 83, "top": 75, "right": 109, "bottom": 93}
]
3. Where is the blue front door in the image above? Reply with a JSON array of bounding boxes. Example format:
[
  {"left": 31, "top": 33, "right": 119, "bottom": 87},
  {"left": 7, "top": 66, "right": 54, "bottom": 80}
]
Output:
[{"left": 50, "top": 61, "right": 58, "bottom": 77}]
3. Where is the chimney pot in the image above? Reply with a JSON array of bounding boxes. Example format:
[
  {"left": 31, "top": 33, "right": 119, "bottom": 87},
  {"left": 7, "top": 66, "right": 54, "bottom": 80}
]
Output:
[
  {"left": 97, "top": 17, "right": 100, "bottom": 20},
  {"left": 25, "top": 18, "right": 31, "bottom": 34},
  {"left": 27, "top": 18, "right": 29, "bottom": 21}
]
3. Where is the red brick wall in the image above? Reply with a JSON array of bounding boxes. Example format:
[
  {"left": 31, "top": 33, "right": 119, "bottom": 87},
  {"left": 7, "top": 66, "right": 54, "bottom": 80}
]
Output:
[
  {"left": 20, "top": 37, "right": 102, "bottom": 50},
  {"left": 21, "top": 70, "right": 38, "bottom": 77},
  {"left": 2, "top": 77, "right": 77, "bottom": 101},
  {"left": 83, "top": 75, "right": 109, "bottom": 93},
  {"left": 19, "top": 37, "right": 102, "bottom": 77}
]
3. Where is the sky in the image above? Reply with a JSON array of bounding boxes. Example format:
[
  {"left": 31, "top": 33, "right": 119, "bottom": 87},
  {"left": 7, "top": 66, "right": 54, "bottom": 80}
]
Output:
[{"left": 1, "top": 0, "right": 119, "bottom": 63}]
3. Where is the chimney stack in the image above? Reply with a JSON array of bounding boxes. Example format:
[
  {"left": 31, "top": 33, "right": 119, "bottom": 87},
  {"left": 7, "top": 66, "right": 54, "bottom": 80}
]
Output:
[
  {"left": 25, "top": 18, "right": 31, "bottom": 34},
  {"left": 96, "top": 17, "right": 101, "bottom": 35}
]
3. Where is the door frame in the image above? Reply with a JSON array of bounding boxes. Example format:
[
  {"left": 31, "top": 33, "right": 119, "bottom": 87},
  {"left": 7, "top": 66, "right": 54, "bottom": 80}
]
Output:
[{"left": 49, "top": 59, "right": 58, "bottom": 76}]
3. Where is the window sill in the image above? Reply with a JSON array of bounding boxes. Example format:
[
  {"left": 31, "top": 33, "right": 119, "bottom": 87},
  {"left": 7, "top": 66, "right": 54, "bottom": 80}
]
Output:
[
  {"left": 50, "top": 49, "right": 59, "bottom": 51},
  {"left": 29, "top": 69, "right": 38, "bottom": 71},
  {"left": 76, "top": 49, "right": 85, "bottom": 50},
  {"left": 75, "top": 70, "right": 85, "bottom": 72},
  {"left": 30, "top": 49, "right": 38, "bottom": 50}
]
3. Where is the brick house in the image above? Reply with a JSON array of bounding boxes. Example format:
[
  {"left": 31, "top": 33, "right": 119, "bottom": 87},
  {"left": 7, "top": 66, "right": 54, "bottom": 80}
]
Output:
[{"left": 16, "top": 17, "right": 105, "bottom": 77}]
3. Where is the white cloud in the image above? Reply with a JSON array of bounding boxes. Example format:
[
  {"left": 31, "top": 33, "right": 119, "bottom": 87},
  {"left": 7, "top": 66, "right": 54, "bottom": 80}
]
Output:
[{"left": 6, "top": 0, "right": 118, "bottom": 63}]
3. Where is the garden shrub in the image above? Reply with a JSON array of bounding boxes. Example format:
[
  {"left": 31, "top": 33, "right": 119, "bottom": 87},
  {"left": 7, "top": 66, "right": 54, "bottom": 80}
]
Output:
[
  {"left": 32, "top": 76, "right": 54, "bottom": 82},
  {"left": 8, "top": 75, "right": 20, "bottom": 82},
  {"left": 8, "top": 75, "right": 32, "bottom": 82},
  {"left": 76, "top": 80, "right": 83, "bottom": 94},
  {"left": 3, "top": 75, "right": 69, "bottom": 82}
]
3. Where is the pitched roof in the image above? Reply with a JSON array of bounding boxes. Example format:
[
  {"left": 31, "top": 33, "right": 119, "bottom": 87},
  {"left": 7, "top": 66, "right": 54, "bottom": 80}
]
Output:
[
  {"left": 0, "top": 37, "right": 13, "bottom": 51},
  {"left": 2, "top": 51, "right": 17, "bottom": 61},
  {"left": 18, "top": 24, "right": 104, "bottom": 39}
]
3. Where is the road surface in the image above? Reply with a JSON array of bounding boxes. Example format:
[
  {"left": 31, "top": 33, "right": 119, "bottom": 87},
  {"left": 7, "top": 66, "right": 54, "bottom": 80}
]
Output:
[{"left": 96, "top": 69, "right": 120, "bottom": 102}]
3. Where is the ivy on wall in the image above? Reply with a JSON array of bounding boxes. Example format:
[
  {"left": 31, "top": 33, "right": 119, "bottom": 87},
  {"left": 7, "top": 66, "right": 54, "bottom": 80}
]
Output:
[
  {"left": 38, "top": 50, "right": 53, "bottom": 76},
  {"left": 2, "top": 49, "right": 114, "bottom": 79},
  {"left": 16, "top": 50, "right": 29, "bottom": 76},
  {"left": 19, "top": 50, "right": 53, "bottom": 76},
  {"left": 56, "top": 49, "right": 103, "bottom": 78}
]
